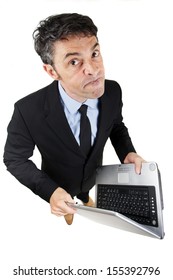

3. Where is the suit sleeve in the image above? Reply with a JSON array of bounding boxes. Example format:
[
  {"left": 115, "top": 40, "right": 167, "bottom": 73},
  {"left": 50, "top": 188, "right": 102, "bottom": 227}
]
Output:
[
  {"left": 109, "top": 83, "right": 136, "bottom": 162},
  {"left": 3, "top": 104, "right": 58, "bottom": 202},
  {"left": 110, "top": 122, "right": 136, "bottom": 163}
]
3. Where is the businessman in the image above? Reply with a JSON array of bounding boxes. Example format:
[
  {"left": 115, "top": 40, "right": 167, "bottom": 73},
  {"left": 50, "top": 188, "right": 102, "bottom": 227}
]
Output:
[{"left": 4, "top": 13, "right": 145, "bottom": 225}]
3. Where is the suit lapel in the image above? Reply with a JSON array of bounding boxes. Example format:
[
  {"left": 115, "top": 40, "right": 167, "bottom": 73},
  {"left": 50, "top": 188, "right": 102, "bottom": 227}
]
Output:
[{"left": 44, "top": 81, "right": 82, "bottom": 155}]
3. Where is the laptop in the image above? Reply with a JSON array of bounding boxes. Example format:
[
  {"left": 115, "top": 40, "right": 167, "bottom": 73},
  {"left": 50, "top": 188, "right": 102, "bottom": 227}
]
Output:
[{"left": 69, "top": 162, "right": 165, "bottom": 239}]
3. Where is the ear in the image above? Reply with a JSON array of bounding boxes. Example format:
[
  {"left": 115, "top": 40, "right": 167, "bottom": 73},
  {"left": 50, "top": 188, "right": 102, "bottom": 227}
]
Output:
[{"left": 43, "top": 64, "right": 60, "bottom": 80}]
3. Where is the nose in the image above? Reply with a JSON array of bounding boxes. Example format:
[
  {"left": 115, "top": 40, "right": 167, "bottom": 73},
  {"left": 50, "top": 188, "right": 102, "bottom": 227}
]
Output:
[{"left": 83, "top": 60, "right": 98, "bottom": 76}]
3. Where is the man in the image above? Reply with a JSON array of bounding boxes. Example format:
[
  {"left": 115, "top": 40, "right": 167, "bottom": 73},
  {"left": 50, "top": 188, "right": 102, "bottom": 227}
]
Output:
[{"left": 3, "top": 13, "right": 145, "bottom": 225}]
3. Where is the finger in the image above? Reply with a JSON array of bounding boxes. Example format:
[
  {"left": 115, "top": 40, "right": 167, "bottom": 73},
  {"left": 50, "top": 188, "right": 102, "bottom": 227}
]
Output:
[
  {"left": 61, "top": 202, "right": 77, "bottom": 214},
  {"left": 52, "top": 200, "right": 76, "bottom": 215},
  {"left": 134, "top": 158, "right": 144, "bottom": 175},
  {"left": 135, "top": 162, "right": 142, "bottom": 175},
  {"left": 51, "top": 208, "right": 68, "bottom": 217}
]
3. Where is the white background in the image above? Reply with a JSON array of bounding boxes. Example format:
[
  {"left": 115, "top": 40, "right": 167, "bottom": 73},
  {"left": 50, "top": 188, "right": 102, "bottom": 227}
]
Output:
[{"left": 0, "top": 0, "right": 172, "bottom": 279}]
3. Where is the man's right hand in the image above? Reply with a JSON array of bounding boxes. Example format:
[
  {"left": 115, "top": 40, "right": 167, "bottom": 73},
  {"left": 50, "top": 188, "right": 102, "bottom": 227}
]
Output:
[{"left": 49, "top": 187, "right": 76, "bottom": 217}]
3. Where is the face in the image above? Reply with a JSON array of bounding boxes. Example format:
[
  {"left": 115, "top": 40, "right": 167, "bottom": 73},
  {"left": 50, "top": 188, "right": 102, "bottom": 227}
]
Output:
[{"left": 44, "top": 35, "right": 105, "bottom": 102}]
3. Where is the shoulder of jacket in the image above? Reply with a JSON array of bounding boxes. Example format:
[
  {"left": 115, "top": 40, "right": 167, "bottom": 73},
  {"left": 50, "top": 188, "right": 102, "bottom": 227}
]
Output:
[
  {"left": 105, "top": 79, "right": 121, "bottom": 90},
  {"left": 15, "top": 81, "right": 57, "bottom": 108},
  {"left": 104, "top": 79, "right": 122, "bottom": 100}
]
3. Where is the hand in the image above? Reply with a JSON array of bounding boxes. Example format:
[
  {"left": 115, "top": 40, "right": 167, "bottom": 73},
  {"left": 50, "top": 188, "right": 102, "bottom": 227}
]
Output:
[
  {"left": 49, "top": 187, "right": 76, "bottom": 217},
  {"left": 124, "top": 152, "right": 146, "bottom": 174}
]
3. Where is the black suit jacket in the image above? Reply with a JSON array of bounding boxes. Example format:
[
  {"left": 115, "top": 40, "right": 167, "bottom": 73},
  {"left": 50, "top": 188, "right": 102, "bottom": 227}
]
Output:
[{"left": 4, "top": 79, "right": 136, "bottom": 202}]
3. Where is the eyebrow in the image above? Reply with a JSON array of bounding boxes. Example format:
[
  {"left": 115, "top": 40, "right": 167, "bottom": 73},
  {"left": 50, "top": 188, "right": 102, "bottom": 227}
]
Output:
[{"left": 64, "top": 42, "right": 99, "bottom": 61}]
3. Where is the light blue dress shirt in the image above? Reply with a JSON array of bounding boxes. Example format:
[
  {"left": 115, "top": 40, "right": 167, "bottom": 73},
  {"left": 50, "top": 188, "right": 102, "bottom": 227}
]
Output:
[{"left": 58, "top": 82, "right": 99, "bottom": 146}]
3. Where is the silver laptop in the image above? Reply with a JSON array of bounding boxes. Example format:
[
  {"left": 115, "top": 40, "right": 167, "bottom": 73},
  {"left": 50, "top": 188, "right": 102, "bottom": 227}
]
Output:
[{"left": 69, "top": 162, "right": 165, "bottom": 239}]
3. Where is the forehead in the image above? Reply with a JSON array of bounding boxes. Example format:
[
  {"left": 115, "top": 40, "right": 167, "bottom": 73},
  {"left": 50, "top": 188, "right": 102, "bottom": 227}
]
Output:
[{"left": 53, "top": 35, "right": 99, "bottom": 60}]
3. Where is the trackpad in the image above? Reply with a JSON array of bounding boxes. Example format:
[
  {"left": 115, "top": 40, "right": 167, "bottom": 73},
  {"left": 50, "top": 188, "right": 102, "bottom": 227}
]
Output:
[{"left": 118, "top": 173, "right": 129, "bottom": 183}]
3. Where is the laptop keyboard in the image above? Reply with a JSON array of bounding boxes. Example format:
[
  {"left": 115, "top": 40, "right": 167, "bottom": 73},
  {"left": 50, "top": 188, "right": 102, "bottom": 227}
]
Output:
[{"left": 97, "top": 184, "right": 158, "bottom": 227}]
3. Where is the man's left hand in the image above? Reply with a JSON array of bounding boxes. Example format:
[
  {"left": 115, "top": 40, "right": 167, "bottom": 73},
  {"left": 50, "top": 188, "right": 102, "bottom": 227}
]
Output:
[{"left": 124, "top": 152, "right": 146, "bottom": 174}]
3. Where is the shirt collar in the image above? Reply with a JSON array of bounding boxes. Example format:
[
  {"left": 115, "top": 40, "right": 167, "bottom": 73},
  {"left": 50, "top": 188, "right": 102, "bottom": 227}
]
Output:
[{"left": 58, "top": 81, "right": 98, "bottom": 114}]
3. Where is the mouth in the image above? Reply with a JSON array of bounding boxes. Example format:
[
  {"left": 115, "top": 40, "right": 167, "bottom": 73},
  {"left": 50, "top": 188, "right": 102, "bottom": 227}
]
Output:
[{"left": 84, "top": 77, "right": 102, "bottom": 88}]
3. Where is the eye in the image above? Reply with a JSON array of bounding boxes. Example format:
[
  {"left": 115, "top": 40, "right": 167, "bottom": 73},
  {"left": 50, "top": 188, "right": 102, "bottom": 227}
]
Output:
[
  {"left": 92, "top": 50, "right": 100, "bottom": 58},
  {"left": 70, "top": 59, "right": 80, "bottom": 66}
]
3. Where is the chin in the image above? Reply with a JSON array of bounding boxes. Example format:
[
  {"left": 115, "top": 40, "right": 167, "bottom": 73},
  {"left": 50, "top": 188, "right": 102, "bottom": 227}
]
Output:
[
  {"left": 93, "top": 86, "right": 105, "bottom": 98},
  {"left": 90, "top": 90, "right": 104, "bottom": 99}
]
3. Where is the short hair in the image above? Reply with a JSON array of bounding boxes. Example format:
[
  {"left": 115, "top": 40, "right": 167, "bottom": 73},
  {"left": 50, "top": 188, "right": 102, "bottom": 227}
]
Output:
[{"left": 33, "top": 13, "right": 98, "bottom": 65}]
